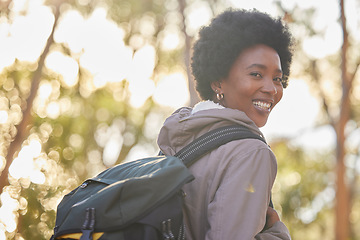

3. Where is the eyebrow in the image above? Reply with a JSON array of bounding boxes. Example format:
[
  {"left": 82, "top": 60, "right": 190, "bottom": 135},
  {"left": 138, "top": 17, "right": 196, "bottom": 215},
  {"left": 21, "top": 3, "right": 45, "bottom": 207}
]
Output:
[{"left": 246, "top": 63, "right": 283, "bottom": 74}]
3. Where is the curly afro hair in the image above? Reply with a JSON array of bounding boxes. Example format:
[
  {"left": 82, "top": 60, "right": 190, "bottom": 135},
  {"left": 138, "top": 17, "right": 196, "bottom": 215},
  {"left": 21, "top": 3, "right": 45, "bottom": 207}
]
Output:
[{"left": 191, "top": 8, "right": 294, "bottom": 100}]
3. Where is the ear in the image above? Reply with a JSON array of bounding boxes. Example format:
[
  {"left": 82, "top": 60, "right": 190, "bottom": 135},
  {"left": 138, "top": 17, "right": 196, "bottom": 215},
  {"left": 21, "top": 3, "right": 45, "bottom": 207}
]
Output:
[{"left": 211, "top": 81, "right": 222, "bottom": 93}]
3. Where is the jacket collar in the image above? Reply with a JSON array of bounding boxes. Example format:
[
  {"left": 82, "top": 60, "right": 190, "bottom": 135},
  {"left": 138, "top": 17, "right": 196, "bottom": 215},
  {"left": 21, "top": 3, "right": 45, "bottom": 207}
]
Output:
[{"left": 192, "top": 101, "right": 224, "bottom": 114}]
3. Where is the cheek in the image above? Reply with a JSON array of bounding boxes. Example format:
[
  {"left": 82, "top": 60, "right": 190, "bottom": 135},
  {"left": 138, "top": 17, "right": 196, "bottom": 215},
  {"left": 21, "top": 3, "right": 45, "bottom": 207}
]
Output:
[{"left": 275, "top": 87, "right": 284, "bottom": 105}]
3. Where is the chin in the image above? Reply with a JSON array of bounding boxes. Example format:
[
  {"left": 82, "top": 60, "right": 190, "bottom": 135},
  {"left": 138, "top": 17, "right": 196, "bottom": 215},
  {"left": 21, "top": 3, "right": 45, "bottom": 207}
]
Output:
[{"left": 256, "top": 120, "right": 268, "bottom": 128}]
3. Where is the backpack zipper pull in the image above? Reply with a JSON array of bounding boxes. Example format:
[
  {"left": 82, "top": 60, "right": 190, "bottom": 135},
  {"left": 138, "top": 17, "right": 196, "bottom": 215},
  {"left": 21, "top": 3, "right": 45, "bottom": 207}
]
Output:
[
  {"left": 162, "top": 219, "right": 175, "bottom": 240},
  {"left": 80, "top": 208, "right": 96, "bottom": 240},
  {"left": 167, "top": 219, "right": 175, "bottom": 240},
  {"left": 162, "top": 220, "right": 170, "bottom": 240}
]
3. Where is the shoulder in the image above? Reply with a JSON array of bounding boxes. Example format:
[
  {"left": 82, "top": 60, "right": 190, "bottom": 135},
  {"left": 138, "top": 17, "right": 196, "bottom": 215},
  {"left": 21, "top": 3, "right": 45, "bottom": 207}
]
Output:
[
  {"left": 190, "top": 137, "right": 277, "bottom": 179},
  {"left": 208, "top": 138, "right": 278, "bottom": 180},
  {"left": 219, "top": 138, "right": 275, "bottom": 162}
]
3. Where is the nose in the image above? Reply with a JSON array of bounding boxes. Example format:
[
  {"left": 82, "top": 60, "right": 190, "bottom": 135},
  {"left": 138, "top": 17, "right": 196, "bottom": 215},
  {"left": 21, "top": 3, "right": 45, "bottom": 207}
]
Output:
[{"left": 262, "top": 78, "right": 278, "bottom": 95}]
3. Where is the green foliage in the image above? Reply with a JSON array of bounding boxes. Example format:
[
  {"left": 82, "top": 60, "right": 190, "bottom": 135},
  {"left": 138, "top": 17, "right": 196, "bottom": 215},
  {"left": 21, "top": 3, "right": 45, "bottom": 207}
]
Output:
[
  {"left": 0, "top": 51, "right": 173, "bottom": 240},
  {"left": 272, "top": 140, "right": 336, "bottom": 240},
  {"left": 1, "top": 0, "right": 360, "bottom": 239}
]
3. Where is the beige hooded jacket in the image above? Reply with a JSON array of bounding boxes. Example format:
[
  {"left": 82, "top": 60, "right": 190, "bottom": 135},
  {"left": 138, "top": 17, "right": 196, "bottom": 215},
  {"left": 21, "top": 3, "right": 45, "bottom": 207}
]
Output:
[{"left": 157, "top": 101, "right": 291, "bottom": 240}]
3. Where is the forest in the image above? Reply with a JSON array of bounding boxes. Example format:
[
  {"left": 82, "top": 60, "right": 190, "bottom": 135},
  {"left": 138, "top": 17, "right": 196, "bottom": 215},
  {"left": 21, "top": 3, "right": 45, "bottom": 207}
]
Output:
[{"left": 0, "top": 0, "right": 359, "bottom": 239}]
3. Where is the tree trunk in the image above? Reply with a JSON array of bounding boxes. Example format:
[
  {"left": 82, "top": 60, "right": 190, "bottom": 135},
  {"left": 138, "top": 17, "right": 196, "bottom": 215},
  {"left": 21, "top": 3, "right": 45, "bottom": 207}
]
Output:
[
  {"left": 335, "top": 0, "right": 351, "bottom": 239},
  {"left": 178, "top": 0, "right": 200, "bottom": 107},
  {"left": 335, "top": 116, "right": 350, "bottom": 240},
  {"left": 0, "top": 1, "right": 62, "bottom": 195}
]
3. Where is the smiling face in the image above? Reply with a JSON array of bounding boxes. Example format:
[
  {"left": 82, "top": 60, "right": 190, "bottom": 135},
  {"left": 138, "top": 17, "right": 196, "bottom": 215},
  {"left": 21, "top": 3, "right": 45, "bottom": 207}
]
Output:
[{"left": 212, "top": 44, "right": 284, "bottom": 127}]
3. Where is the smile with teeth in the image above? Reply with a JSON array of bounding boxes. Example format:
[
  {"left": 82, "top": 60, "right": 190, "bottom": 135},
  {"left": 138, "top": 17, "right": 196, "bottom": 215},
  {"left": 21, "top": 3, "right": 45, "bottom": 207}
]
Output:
[{"left": 253, "top": 101, "right": 272, "bottom": 111}]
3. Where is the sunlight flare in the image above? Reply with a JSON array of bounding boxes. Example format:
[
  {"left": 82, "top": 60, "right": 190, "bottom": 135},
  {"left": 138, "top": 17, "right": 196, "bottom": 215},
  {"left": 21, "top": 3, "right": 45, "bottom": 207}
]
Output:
[
  {"left": 153, "top": 73, "right": 190, "bottom": 108},
  {"left": 45, "top": 52, "right": 79, "bottom": 87}
]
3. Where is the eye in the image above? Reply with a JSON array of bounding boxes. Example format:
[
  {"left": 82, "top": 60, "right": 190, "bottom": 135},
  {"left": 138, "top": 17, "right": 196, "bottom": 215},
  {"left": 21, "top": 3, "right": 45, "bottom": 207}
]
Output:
[
  {"left": 250, "top": 72, "right": 262, "bottom": 78},
  {"left": 273, "top": 77, "right": 283, "bottom": 85}
]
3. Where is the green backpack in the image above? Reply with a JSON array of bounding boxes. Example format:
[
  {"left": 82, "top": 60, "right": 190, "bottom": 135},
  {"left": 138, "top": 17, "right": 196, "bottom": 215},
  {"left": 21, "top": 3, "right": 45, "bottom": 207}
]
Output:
[{"left": 51, "top": 125, "right": 265, "bottom": 240}]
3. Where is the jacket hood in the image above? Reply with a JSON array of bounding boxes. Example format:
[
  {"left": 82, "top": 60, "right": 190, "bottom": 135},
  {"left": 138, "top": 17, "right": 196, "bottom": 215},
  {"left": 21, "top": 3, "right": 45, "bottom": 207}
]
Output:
[{"left": 157, "top": 101, "right": 264, "bottom": 156}]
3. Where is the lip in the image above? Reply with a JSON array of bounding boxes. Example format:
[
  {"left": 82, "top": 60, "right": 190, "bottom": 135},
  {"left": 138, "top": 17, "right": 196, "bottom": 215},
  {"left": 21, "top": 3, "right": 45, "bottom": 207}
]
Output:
[{"left": 252, "top": 99, "right": 274, "bottom": 112}]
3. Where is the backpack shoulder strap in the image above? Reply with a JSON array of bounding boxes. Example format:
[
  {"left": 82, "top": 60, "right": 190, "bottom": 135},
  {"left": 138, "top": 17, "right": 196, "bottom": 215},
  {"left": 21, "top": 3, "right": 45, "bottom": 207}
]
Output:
[{"left": 174, "top": 125, "right": 266, "bottom": 167}]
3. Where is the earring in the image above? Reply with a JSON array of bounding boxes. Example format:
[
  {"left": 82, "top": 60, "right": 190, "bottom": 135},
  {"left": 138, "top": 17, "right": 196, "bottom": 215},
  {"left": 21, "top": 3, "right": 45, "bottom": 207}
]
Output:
[{"left": 216, "top": 93, "right": 224, "bottom": 100}]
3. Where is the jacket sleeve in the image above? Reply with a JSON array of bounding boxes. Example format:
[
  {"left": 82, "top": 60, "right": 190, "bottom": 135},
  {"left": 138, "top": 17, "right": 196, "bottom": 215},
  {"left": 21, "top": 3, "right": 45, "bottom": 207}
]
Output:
[
  {"left": 205, "top": 144, "right": 291, "bottom": 240},
  {"left": 255, "top": 222, "right": 291, "bottom": 240}
]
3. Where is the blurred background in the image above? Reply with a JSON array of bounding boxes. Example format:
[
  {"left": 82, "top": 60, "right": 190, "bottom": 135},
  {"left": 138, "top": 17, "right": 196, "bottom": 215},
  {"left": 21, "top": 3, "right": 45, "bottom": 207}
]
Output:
[{"left": 0, "top": 0, "right": 359, "bottom": 239}]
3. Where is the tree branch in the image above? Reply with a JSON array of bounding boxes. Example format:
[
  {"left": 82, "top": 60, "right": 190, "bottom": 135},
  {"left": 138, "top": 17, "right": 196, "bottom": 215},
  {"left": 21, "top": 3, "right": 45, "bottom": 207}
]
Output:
[
  {"left": 349, "top": 58, "right": 360, "bottom": 83},
  {"left": 0, "top": 0, "right": 12, "bottom": 16},
  {"left": 0, "top": 1, "right": 63, "bottom": 195},
  {"left": 310, "top": 60, "right": 335, "bottom": 128}
]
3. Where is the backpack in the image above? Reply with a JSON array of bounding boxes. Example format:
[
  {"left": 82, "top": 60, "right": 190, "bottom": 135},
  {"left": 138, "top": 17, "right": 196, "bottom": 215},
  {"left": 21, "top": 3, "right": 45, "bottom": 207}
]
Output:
[{"left": 51, "top": 125, "right": 266, "bottom": 240}]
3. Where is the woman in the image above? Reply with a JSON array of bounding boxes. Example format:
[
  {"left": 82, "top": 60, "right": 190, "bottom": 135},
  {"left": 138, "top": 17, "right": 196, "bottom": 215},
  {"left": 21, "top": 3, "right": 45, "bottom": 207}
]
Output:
[{"left": 157, "top": 8, "right": 293, "bottom": 239}]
